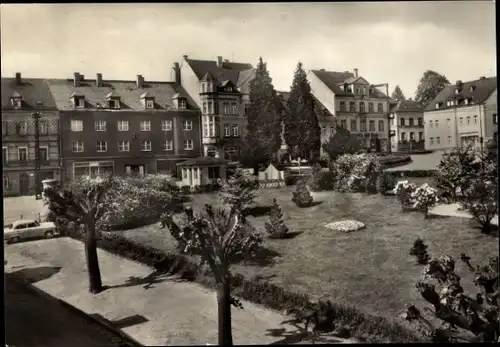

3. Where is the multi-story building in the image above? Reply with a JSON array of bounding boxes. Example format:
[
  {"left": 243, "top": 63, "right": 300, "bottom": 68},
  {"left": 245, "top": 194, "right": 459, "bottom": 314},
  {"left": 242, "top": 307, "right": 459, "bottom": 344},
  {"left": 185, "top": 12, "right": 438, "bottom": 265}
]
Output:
[
  {"left": 389, "top": 99, "right": 425, "bottom": 152},
  {"left": 307, "top": 68, "right": 392, "bottom": 153},
  {"left": 46, "top": 72, "right": 201, "bottom": 181},
  {"left": 174, "top": 55, "right": 255, "bottom": 160},
  {"left": 424, "top": 77, "right": 497, "bottom": 151},
  {"left": 2, "top": 73, "right": 60, "bottom": 196}
]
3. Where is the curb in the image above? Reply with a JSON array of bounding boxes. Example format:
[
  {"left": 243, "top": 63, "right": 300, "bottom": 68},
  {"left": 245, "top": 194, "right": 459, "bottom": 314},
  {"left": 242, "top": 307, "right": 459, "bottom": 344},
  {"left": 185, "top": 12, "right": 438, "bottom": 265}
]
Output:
[{"left": 8, "top": 275, "right": 142, "bottom": 347}]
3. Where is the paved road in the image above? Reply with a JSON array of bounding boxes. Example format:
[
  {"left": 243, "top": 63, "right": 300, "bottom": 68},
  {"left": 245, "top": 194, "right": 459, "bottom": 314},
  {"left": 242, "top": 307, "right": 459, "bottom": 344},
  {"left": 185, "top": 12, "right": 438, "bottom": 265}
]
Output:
[{"left": 5, "top": 275, "right": 137, "bottom": 347}]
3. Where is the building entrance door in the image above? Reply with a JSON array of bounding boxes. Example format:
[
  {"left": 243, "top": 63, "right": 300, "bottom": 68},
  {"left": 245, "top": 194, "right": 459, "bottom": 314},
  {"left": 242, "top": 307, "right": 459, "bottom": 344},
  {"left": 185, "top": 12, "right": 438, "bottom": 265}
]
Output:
[{"left": 19, "top": 172, "right": 30, "bottom": 195}]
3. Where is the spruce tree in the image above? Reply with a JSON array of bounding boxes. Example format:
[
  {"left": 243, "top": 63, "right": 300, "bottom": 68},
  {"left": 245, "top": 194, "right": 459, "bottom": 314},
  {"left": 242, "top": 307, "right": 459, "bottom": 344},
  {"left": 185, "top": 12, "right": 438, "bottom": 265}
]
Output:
[
  {"left": 265, "top": 198, "right": 289, "bottom": 239},
  {"left": 391, "top": 85, "right": 406, "bottom": 101},
  {"left": 240, "top": 57, "right": 282, "bottom": 171},
  {"left": 286, "top": 62, "right": 321, "bottom": 160},
  {"left": 409, "top": 238, "right": 430, "bottom": 265},
  {"left": 292, "top": 179, "right": 313, "bottom": 208}
]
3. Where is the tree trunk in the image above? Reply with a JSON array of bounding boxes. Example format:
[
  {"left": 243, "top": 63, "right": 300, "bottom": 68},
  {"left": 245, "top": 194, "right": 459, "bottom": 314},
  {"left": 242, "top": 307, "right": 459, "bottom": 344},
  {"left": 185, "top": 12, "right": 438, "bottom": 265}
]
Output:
[
  {"left": 217, "top": 276, "right": 233, "bottom": 346},
  {"left": 85, "top": 215, "right": 103, "bottom": 294},
  {"left": 480, "top": 223, "right": 491, "bottom": 234}
]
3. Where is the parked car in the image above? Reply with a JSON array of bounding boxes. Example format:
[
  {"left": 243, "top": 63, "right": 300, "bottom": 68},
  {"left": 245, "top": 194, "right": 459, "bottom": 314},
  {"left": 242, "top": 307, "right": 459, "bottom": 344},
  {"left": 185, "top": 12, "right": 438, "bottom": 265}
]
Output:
[{"left": 4, "top": 219, "right": 58, "bottom": 244}]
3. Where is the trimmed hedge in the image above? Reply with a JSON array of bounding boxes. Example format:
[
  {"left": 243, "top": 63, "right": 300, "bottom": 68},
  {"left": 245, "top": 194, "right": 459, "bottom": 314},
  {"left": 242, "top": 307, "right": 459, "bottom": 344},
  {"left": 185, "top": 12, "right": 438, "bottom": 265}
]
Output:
[
  {"left": 379, "top": 155, "right": 412, "bottom": 168},
  {"left": 181, "top": 183, "right": 221, "bottom": 195},
  {"left": 65, "top": 229, "right": 424, "bottom": 343}
]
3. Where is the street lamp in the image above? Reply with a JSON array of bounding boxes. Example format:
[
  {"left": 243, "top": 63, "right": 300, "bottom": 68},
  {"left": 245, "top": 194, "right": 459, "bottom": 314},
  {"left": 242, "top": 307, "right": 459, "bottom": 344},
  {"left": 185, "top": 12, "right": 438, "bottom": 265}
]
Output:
[{"left": 31, "top": 108, "right": 42, "bottom": 200}]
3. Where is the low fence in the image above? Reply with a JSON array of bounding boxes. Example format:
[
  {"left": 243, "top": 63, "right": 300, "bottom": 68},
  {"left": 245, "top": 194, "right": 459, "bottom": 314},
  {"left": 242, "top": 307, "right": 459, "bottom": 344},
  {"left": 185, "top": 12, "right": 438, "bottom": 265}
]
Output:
[{"left": 258, "top": 179, "right": 286, "bottom": 189}]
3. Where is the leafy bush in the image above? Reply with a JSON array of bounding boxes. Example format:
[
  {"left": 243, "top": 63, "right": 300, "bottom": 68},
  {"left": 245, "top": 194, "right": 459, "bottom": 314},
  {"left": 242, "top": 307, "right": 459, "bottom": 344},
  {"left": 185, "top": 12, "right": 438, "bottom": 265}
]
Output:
[
  {"left": 393, "top": 180, "right": 417, "bottom": 212},
  {"left": 309, "top": 164, "right": 334, "bottom": 191},
  {"left": 64, "top": 230, "right": 423, "bottom": 343},
  {"left": 292, "top": 180, "right": 313, "bottom": 207},
  {"left": 409, "top": 238, "right": 430, "bottom": 265},
  {"left": 218, "top": 168, "right": 259, "bottom": 213},
  {"left": 403, "top": 254, "right": 499, "bottom": 342},
  {"left": 97, "top": 176, "right": 178, "bottom": 231},
  {"left": 433, "top": 146, "right": 477, "bottom": 202},
  {"left": 265, "top": 198, "right": 289, "bottom": 239},
  {"left": 332, "top": 153, "right": 382, "bottom": 193},
  {"left": 461, "top": 160, "right": 498, "bottom": 234},
  {"left": 410, "top": 184, "right": 438, "bottom": 219}
]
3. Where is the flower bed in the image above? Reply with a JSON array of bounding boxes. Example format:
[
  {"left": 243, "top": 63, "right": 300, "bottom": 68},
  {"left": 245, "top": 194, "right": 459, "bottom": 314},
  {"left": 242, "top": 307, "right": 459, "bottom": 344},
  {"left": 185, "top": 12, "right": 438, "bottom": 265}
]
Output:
[
  {"left": 325, "top": 219, "right": 366, "bottom": 232},
  {"left": 65, "top": 228, "right": 423, "bottom": 343}
]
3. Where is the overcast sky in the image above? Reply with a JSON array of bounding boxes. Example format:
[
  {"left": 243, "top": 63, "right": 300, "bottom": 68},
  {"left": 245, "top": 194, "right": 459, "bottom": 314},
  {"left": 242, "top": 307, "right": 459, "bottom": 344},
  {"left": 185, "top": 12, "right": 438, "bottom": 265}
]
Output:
[{"left": 1, "top": 2, "right": 496, "bottom": 98}]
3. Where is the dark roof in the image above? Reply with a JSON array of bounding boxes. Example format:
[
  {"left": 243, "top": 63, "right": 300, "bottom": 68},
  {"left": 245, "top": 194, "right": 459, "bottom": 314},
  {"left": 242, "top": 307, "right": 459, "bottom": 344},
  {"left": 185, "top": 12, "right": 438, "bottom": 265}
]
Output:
[
  {"left": 46, "top": 78, "right": 199, "bottom": 111},
  {"left": 177, "top": 156, "right": 232, "bottom": 167},
  {"left": 310, "top": 70, "right": 391, "bottom": 100},
  {"left": 390, "top": 99, "right": 424, "bottom": 113},
  {"left": 425, "top": 76, "right": 497, "bottom": 112},
  {"left": 186, "top": 58, "right": 254, "bottom": 89},
  {"left": 1, "top": 78, "right": 57, "bottom": 110},
  {"left": 276, "top": 90, "right": 333, "bottom": 117}
]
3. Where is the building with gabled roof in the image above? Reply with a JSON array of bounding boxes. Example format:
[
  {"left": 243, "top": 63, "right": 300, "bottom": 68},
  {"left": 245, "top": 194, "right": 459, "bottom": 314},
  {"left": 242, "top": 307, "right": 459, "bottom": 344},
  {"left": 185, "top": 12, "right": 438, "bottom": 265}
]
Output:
[
  {"left": 47, "top": 72, "right": 201, "bottom": 181},
  {"left": 2, "top": 73, "right": 60, "bottom": 196},
  {"left": 389, "top": 99, "right": 425, "bottom": 152},
  {"left": 423, "top": 76, "right": 497, "bottom": 151},
  {"left": 173, "top": 55, "right": 255, "bottom": 160},
  {"left": 307, "top": 68, "right": 392, "bottom": 153}
]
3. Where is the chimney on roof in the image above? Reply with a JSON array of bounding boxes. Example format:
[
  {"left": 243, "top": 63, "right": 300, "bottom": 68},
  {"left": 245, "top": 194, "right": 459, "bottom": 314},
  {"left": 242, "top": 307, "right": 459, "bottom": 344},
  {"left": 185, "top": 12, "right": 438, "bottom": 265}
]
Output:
[
  {"left": 183, "top": 54, "right": 188, "bottom": 60},
  {"left": 136, "top": 75, "right": 144, "bottom": 88},
  {"left": 96, "top": 73, "right": 103, "bottom": 87},
  {"left": 173, "top": 63, "right": 181, "bottom": 85},
  {"left": 320, "top": 69, "right": 325, "bottom": 72},
  {"left": 456, "top": 80, "right": 463, "bottom": 88},
  {"left": 224, "top": 59, "right": 230, "bottom": 63},
  {"left": 479, "top": 76, "right": 486, "bottom": 80},
  {"left": 15, "top": 72, "right": 22, "bottom": 85},
  {"left": 73, "top": 72, "right": 81, "bottom": 87},
  {"left": 353, "top": 68, "right": 358, "bottom": 78},
  {"left": 217, "top": 56, "right": 223, "bottom": 68}
]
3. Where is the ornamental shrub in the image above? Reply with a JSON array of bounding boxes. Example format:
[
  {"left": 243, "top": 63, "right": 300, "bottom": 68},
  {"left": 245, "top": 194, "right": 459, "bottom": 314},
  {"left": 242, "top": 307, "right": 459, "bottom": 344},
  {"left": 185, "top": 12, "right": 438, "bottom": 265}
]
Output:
[
  {"left": 409, "top": 238, "right": 430, "bottom": 265},
  {"left": 393, "top": 180, "right": 417, "bottom": 211},
  {"left": 410, "top": 183, "right": 438, "bottom": 219},
  {"left": 292, "top": 179, "right": 313, "bottom": 207},
  {"left": 265, "top": 198, "right": 289, "bottom": 239}
]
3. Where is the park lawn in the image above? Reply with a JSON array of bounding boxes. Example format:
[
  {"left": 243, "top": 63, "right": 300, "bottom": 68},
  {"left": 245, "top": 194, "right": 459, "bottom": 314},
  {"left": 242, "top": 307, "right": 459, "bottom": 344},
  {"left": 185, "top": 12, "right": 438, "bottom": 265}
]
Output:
[{"left": 118, "top": 187, "right": 498, "bottom": 328}]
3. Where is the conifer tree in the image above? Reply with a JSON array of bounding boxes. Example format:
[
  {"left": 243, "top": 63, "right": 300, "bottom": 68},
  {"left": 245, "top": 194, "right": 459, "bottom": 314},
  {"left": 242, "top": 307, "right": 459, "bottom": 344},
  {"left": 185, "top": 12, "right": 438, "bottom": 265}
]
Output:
[
  {"left": 285, "top": 62, "right": 321, "bottom": 160},
  {"left": 240, "top": 57, "right": 282, "bottom": 170},
  {"left": 265, "top": 198, "right": 289, "bottom": 239}
]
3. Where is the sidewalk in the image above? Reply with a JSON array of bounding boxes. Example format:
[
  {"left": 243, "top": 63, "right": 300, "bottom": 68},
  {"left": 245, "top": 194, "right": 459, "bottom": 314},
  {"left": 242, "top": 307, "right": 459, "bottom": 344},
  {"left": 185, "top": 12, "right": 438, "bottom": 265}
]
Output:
[
  {"left": 430, "top": 203, "right": 498, "bottom": 226},
  {"left": 5, "top": 238, "right": 357, "bottom": 345}
]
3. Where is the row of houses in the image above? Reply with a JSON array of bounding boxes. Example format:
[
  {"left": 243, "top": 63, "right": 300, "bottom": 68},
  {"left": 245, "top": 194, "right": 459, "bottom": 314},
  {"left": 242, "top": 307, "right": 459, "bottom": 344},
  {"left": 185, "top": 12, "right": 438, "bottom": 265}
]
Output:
[
  {"left": 2, "top": 56, "right": 396, "bottom": 196},
  {"left": 2, "top": 54, "right": 496, "bottom": 196},
  {"left": 390, "top": 77, "right": 497, "bottom": 152}
]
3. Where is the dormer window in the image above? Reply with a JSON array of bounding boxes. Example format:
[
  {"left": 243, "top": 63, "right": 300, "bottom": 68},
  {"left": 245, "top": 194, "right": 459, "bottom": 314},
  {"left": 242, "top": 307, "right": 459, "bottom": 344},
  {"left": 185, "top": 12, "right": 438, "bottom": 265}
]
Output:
[
  {"left": 464, "top": 99, "right": 469, "bottom": 105},
  {"left": 455, "top": 88, "right": 460, "bottom": 95},
  {"left": 227, "top": 86, "right": 233, "bottom": 92},
  {"left": 10, "top": 97, "right": 22, "bottom": 108},
  {"left": 469, "top": 85, "right": 476, "bottom": 92},
  {"left": 105, "top": 92, "right": 120, "bottom": 109},
  {"left": 140, "top": 92, "right": 155, "bottom": 109},
  {"left": 146, "top": 99, "right": 154, "bottom": 109},
  {"left": 179, "top": 98, "right": 187, "bottom": 109},
  {"left": 70, "top": 92, "right": 85, "bottom": 109},
  {"left": 110, "top": 99, "right": 120, "bottom": 109},
  {"left": 435, "top": 102, "right": 441, "bottom": 109}
]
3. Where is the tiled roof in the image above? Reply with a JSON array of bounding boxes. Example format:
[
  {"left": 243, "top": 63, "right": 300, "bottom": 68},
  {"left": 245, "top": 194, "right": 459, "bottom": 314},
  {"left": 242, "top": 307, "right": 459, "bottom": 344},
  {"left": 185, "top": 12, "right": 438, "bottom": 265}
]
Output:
[
  {"left": 1, "top": 78, "right": 57, "bottom": 110},
  {"left": 390, "top": 99, "right": 424, "bottom": 113},
  {"left": 177, "top": 156, "right": 231, "bottom": 167},
  {"left": 186, "top": 58, "right": 254, "bottom": 90},
  {"left": 46, "top": 78, "right": 199, "bottom": 111},
  {"left": 310, "top": 70, "right": 391, "bottom": 100},
  {"left": 424, "top": 77, "right": 497, "bottom": 112}
]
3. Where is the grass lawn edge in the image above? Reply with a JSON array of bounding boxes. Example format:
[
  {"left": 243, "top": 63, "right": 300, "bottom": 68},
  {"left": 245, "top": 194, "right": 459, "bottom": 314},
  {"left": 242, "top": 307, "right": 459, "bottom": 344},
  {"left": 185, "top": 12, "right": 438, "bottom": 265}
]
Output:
[{"left": 65, "top": 231, "right": 426, "bottom": 344}]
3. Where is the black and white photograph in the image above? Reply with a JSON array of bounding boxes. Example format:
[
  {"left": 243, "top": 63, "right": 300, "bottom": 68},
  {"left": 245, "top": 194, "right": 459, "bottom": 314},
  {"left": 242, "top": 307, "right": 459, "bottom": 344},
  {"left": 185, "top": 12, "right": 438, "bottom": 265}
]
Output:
[{"left": 2, "top": 2, "right": 498, "bottom": 345}]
